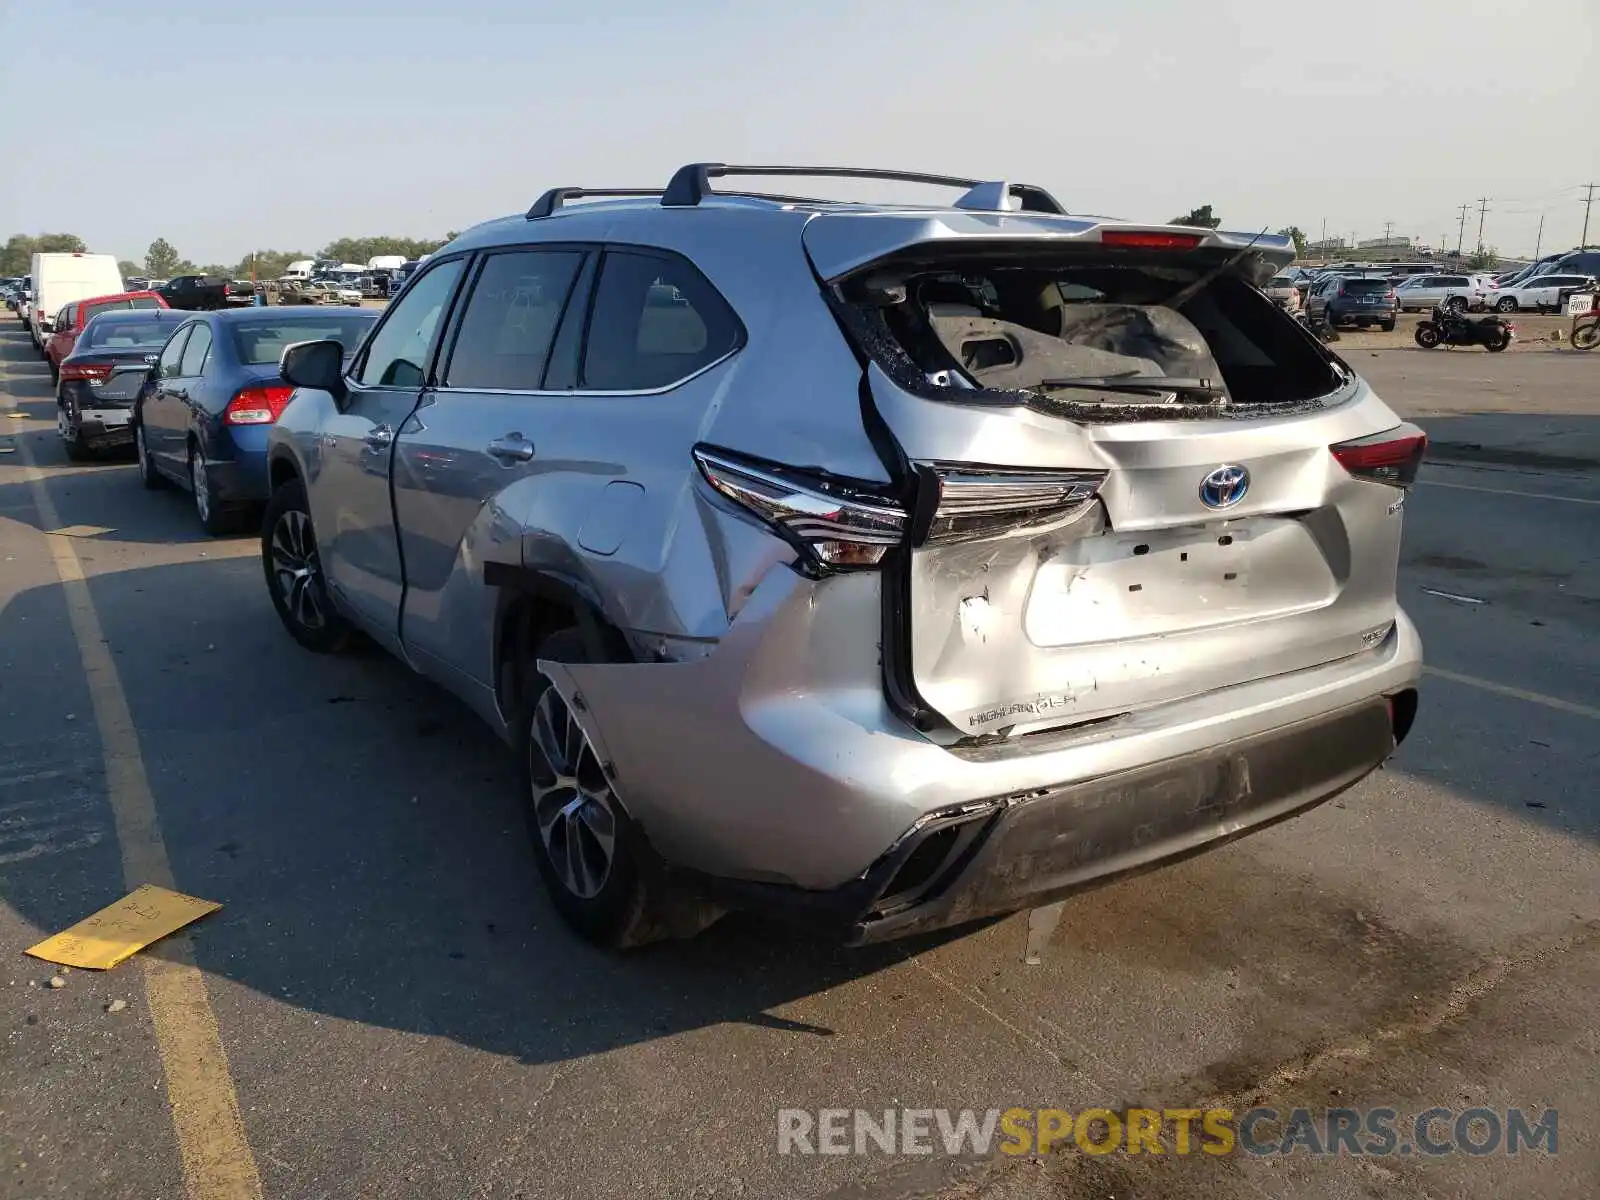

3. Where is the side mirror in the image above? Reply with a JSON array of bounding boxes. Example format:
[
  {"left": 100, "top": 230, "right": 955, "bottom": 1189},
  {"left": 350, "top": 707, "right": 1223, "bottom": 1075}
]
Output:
[
  {"left": 279, "top": 339, "right": 348, "bottom": 404},
  {"left": 39, "top": 316, "right": 55, "bottom": 333}
]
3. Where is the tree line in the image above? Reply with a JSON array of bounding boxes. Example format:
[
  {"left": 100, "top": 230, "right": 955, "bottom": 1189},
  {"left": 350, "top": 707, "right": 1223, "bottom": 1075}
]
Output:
[{"left": 1, "top": 233, "right": 460, "bottom": 281}]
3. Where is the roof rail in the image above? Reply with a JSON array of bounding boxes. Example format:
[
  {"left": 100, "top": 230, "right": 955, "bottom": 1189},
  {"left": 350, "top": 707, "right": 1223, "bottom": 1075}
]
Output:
[
  {"left": 658, "top": 163, "right": 1066, "bottom": 214},
  {"left": 526, "top": 188, "right": 664, "bottom": 220}
]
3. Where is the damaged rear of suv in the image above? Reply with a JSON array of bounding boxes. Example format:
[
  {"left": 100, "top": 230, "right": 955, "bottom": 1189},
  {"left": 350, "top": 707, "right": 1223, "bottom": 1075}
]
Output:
[{"left": 267, "top": 163, "right": 1424, "bottom": 950}]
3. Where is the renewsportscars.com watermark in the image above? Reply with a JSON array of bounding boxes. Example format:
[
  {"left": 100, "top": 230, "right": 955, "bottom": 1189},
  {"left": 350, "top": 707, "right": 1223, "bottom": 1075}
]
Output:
[{"left": 777, "top": 1106, "right": 1558, "bottom": 1158}]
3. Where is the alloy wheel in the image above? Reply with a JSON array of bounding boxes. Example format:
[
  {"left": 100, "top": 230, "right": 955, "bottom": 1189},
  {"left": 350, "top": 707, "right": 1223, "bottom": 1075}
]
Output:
[
  {"left": 526, "top": 685, "right": 617, "bottom": 899},
  {"left": 268, "top": 509, "right": 328, "bottom": 631}
]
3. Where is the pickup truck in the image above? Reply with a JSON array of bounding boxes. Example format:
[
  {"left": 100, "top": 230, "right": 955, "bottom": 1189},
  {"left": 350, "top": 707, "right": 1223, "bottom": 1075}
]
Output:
[{"left": 156, "top": 274, "right": 241, "bottom": 311}]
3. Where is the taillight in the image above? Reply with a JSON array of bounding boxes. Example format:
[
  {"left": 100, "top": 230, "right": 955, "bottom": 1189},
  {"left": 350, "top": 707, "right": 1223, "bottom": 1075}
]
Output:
[
  {"left": 692, "top": 445, "right": 907, "bottom": 571},
  {"left": 60, "top": 362, "right": 112, "bottom": 385},
  {"left": 1330, "top": 422, "right": 1427, "bottom": 488},
  {"left": 224, "top": 385, "right": 294, "bottom": 425},
  {"left": 691, "top": 445, "right": 1110, "bottom": 573},
  {"left": 1101, "top": 230, "right": 1204, "bottom": 250},
  {"left": 919, "top": 464, "right": 1105, "bottom": 545}
]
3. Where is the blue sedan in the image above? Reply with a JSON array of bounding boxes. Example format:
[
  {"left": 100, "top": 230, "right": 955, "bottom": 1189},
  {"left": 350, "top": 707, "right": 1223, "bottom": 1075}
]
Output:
[{"left": 134, "top": 306, "right": 379, "bottom": 534}]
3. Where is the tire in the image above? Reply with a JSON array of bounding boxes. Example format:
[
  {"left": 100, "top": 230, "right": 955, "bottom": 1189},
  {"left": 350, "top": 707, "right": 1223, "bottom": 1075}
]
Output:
[
  {"left": 1381, "top": 320, "right": 1396, "bottom": 333},
  {"left": 514, "top": 627, "right": 699, "bottom": 949},
  {"left": 134, "top": 420, "right": 165, "bottom": 489},
  {"left": 1572, "top": 321, "right": 1600, "bottom": 351},
  {"left": 189, "top": 443, "right": 241, "bottom": 536},
  {"left": 47, "top": 360, "right": 59, "bottom": 386},
  {"left": 1485, "top": 327, "right": 1511, "bottom": 353},
  {"left": 1446, "top": 296, "right": 1468, "bottom": 313},
  {"left": 1496, "top": 296, "right": 1518, "bottom": 313},
  {"left": 261, "top": 476, "right": 354, "bottom": 653},
  {"left": 1414, "top": 324, "right": 1442, "bottom": 349},
  {"left": 57, "top": 395, "right": 94, "bottom": 462}
]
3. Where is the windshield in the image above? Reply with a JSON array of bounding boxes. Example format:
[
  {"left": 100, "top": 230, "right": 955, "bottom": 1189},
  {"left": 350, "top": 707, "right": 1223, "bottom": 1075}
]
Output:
[
  {"left": 85, "top": 317, "right": 180, "bottom": 349},
  {"left": 229, "top": 314, "right": 377, "bottom": 364},
  {"left": 1268, "top": 275, "right": 1296, "bottom": 287},
  {"left": 1340, "top": 279, "right": 1391, "bottom": 294}
]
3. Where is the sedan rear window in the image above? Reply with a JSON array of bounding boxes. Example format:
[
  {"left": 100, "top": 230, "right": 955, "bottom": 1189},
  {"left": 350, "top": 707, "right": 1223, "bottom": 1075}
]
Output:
[
  {"left": 230, "top": 315, "right": 378, "bottom": 364},
  {"left": 1340, "top": 279, "right": 1392, "bottom": 294},
  {"left": 85, "top": 318, "right": 180, "bottom": 348}
]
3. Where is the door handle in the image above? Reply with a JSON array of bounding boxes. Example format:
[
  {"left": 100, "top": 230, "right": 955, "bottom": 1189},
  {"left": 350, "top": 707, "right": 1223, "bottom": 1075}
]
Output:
[
  {"left": 364, "top": 424, "right": 394, "bottom": 449},
  {"left": 486, "top": 434, "right": 534, "bottom": 463}
]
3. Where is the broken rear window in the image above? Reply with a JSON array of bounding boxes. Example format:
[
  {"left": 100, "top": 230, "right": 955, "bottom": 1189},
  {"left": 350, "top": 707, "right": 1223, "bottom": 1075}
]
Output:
[{"left": 835, "top": 250, "right": 1347, "bottom": 417}]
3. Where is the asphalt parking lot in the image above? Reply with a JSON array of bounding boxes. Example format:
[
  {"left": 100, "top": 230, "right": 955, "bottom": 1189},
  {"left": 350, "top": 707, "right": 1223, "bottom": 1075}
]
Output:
[{"left": 2, "top": 328, "right": 1597, "bottom": 1200}]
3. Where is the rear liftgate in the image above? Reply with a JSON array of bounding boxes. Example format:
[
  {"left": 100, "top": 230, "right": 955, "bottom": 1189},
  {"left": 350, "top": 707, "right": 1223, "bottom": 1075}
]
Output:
[{"left": 698, "top": 218, "right": 1427, "bottom": 956}]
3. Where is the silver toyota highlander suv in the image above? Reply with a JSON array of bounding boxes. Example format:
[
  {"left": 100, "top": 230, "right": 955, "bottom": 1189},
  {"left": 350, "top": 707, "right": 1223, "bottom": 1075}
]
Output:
[{"left": 261, "top": 163, "right": 1425, "bottom": 949}]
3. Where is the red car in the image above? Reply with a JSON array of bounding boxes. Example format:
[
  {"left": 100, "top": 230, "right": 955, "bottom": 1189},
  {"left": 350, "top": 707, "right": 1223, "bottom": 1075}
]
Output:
[{"left": 46, "top": 290, "right": 169, "bottom": 383}]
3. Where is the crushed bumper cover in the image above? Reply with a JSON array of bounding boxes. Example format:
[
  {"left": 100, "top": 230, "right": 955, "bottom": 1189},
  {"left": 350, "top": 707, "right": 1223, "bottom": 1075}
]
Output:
[{"left": 691, "top": 696, "right": 1396, "bottom": 945}]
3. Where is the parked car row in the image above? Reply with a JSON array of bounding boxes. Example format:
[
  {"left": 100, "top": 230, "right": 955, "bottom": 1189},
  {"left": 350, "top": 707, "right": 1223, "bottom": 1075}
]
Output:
[
  {"left": 1278, "top": 246, "right": 1600, "bottom": 321},
  {"left": 43, "top": 305, "right": 380, "bottom": 530}
]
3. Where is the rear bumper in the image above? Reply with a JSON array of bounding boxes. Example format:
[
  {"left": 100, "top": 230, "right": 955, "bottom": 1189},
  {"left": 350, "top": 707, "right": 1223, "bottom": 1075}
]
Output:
[
  {"left": 77, "top": 405, "right": 135, "bottom": 449},
  {"left": 1329, "top": 306, "right": 1397, "bottom": 325},
  {"left": 539, "top": 569, "right": 1424, "bottom": 922},
  {"left": 203, "top": 446, "right": 271, "bottom": 504},
  {"left": 837, "top": 695, "right": 1396, "bottom": 943}
]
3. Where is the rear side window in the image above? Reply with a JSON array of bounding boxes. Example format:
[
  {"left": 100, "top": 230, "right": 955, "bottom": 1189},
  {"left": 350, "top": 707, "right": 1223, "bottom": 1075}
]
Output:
[
  {"left": 180, "top": 324, "right": 213, "bottom": 376},
  {"left": 157, "top": 327, "right": 192, "bottom": 379},
  {"left": 581, "top": 250, "right": 741, "bottom": 392},
  {"left": 445, "top": 250, "right": 585, "bottom": 390}
]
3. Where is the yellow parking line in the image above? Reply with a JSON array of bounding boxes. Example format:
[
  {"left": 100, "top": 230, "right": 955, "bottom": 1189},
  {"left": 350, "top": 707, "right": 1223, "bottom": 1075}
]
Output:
[
  {"left": 1425, "top": 665, "right": 1600, "bottom": 721},
  {"left": 13, "top": 435, "right": 263, "bottom": 1200}
]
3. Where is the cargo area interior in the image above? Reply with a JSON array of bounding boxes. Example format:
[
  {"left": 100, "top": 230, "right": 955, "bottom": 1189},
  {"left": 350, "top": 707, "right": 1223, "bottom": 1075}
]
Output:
[{"left": 840, "top": 250, "right": 1347, "bottom": 412}]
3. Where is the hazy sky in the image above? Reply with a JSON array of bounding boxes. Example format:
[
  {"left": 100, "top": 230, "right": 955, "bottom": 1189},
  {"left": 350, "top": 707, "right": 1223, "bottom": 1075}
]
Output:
[{"left": 2, "top": 0, "right": 1595, "bottom": 264}]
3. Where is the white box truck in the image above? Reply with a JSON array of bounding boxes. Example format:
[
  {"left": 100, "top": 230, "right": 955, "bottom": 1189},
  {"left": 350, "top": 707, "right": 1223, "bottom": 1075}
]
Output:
[{"left": 30, "top": 252, "right": 123, "bottom": 354}]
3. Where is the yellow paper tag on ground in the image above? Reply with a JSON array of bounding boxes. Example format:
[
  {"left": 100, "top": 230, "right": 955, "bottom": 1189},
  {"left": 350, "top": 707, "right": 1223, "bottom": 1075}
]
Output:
[{"left": 25, "top": 884, "right": 221, "bottom": 970}]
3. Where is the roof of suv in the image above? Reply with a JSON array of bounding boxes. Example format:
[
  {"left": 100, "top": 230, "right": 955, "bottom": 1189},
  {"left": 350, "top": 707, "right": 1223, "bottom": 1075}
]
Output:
[{"left": 438, "top": 162, "right": 1297, "bottom": 281}]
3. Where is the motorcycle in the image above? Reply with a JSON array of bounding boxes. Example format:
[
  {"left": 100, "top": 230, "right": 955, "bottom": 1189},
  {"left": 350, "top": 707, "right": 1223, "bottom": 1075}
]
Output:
[
  {"left": 1414, "top": 304, "right": 1513, "bottom": 352},
  {"left": 1573, "top": 316, "right": 1599, "bottom": 351}
]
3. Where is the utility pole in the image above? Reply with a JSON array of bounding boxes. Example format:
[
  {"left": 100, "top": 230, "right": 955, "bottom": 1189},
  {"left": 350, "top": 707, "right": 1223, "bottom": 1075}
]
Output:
[
  {"left": 1475, "top": 197, "right": 1490, "bottom": 254},
  {"left": 1534, "top": 214, "right": 1544, "bottom": 259},
  {"left": 1582, "top": 183, "right": 1596, "bottom": 247},
  {"left": 1382, "top": 220, "right": 1395, "bottom": 244},
  {"left": 1455, "top": 204, "right": 1470, "bottom": 254}
]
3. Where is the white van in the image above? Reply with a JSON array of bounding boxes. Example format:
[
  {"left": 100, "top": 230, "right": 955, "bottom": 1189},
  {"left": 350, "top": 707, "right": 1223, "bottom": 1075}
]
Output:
[
  {"left": 30, "top": 252, "right": 123, "bottom": 353},
  {"left": 282, "top": 260, "right": 316, "bottom": 280}
]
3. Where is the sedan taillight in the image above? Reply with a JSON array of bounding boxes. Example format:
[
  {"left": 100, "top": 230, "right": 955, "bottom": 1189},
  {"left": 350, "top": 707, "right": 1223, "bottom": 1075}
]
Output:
[
  {"left": 224, "top": 385, "right": 294, "bottom": 424},
  {"left": 60, "top": 362, "right": 112, "bottom": 385}
]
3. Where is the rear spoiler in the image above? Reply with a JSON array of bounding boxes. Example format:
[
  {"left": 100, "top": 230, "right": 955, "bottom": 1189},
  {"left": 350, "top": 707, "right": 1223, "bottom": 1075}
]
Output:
[{"left": 801, "top": 214, "right": 1297, "bottom": 285}]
